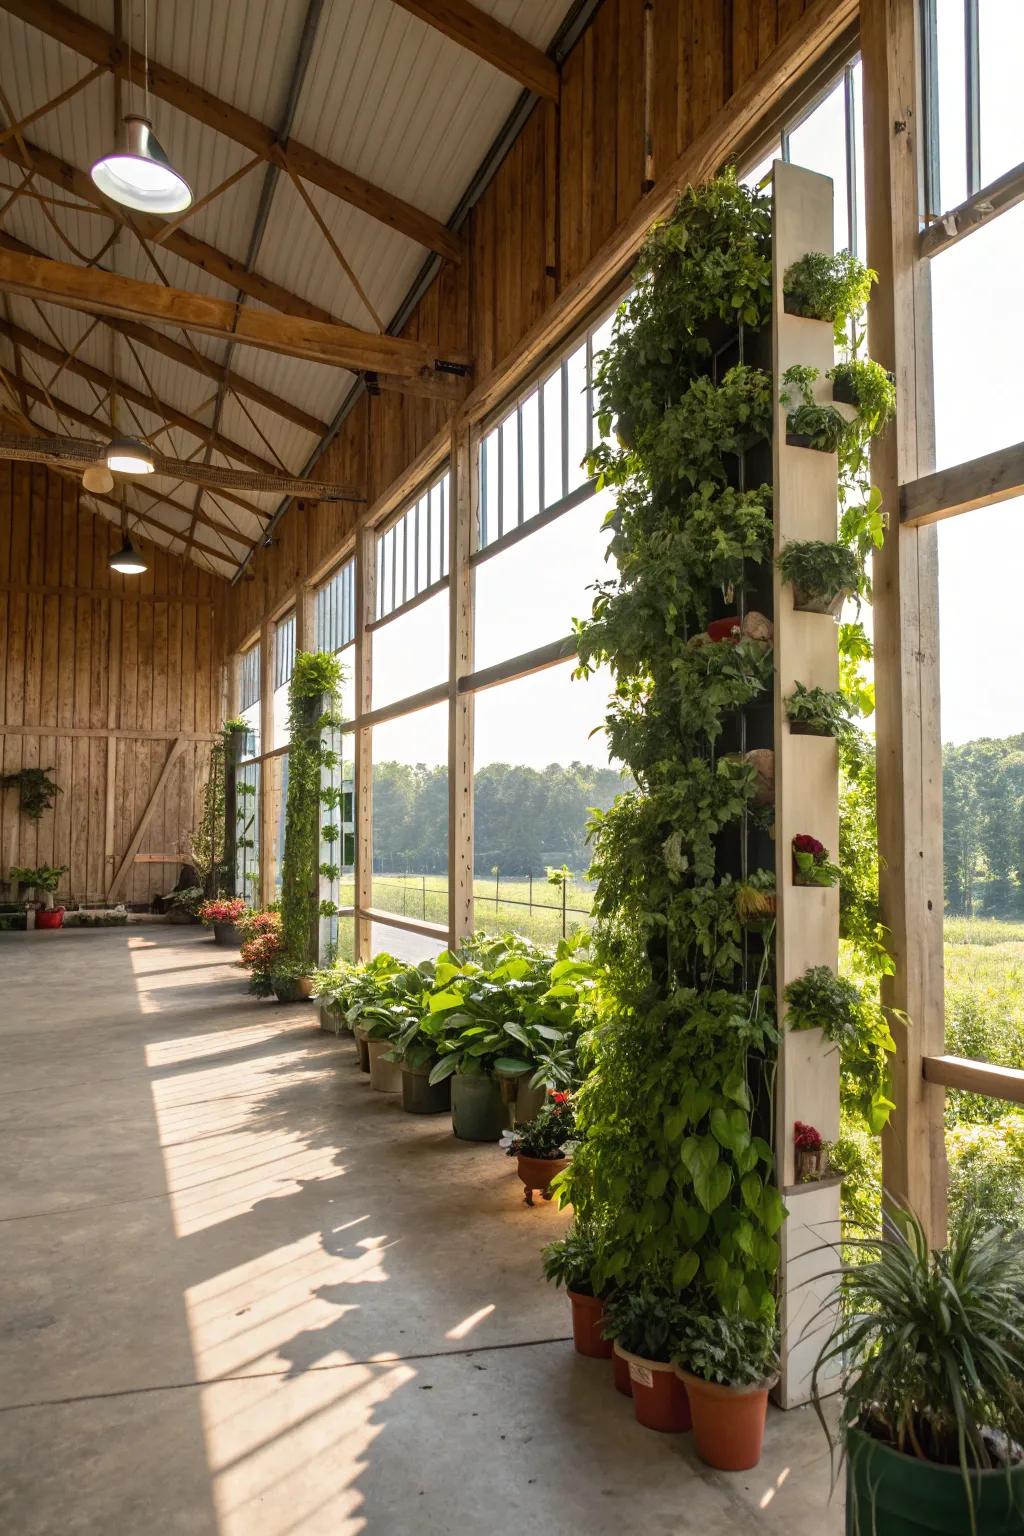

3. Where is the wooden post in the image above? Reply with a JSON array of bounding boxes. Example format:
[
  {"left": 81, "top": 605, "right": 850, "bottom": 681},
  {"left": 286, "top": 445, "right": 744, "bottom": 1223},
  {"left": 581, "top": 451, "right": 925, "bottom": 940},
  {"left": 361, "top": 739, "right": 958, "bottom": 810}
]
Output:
[
  {"left": 103, "top": 597, "right": 122, "bottom": 884},
  {"left": 448, "top": 420, "right": 474, "bottom": 946},
  {"left": 258, "top": 618, "right": 274, "bottom": 909},
  {"left": 354, "top": 524, "right": 375, "bottom": 961},
  {"left": 294, "top": 579, "right": 315, "bottom": 652},
  {"left": 861, "top": 0, "right": 947, "bottom": 1243},
  {"left": 771, "top": 161, "right": 843, "bottom": 1410}
]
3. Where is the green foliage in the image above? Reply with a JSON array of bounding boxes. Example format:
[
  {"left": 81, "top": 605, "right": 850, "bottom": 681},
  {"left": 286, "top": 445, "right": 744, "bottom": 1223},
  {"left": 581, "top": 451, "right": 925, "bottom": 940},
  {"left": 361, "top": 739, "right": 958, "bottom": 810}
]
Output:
[
  {"left": 785, "top": 965, "right": 864, "bottom": 1042},
  {"left": 784, "top": 964, "right": 895, "bottom": 1131},
  {"left": 785, "top": 683, "right": 855, "bottom": 740},
  {"left": 782, "top": 249, "right": 876, "bottom": 344},
  {"left": 828, "top": 357, "right": 895, "bottom": 434},
  {"left": 542, "top": 1218, "right": 605, "bottom": 1297},
  {"left": 778, "top": 539, "right": 861, "bottom": 607},
  {"left": 0, "top": 767, "right": 61, "bottom": 819},
  {"left": 278, "top": 651, "right": 342, "bottom": 974},
  {"left": 948, "top": 1114, "right": 1024, "bottom": 1231},
  {"left": 814, "top": 1208, "right": 1024, "bottom": 1530},
  {"left": 189, "top": 740, "right": 226, "bottom": 896},
  {"left": 9, "top": 863, "right": 67, "bottom": 893},
  {"left": 780, "top": 364, "right": 850, "bottom": 452},
  {"left": 942, "top": 734, "right": 1024, "bottom": 917},
  {"left": 675, "top": 1305, "right": 778, "bottom": 1387},
  {"left": 601, "top": 1281, "right": 691, "bottom": 1363}
]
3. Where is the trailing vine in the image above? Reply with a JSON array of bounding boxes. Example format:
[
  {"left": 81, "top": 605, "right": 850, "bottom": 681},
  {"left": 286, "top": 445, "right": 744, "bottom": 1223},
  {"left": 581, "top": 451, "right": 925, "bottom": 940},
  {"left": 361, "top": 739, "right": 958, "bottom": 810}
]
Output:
[
  {"left": 0, "top": 767, "right": 61, "bottom": 820},
  {"left": 278, "top": 650, "right": 343, "bottom": 975}
]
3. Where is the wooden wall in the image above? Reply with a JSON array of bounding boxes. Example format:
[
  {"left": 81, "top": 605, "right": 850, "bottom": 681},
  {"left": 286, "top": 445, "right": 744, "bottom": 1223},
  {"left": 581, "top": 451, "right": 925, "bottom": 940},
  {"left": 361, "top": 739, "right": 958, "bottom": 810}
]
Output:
[
  {"left": 0, "top": 464, "right": 222, "bottom": 906},
  {"left": 219, "top": 0, "right": 831, "bottom": 654}
]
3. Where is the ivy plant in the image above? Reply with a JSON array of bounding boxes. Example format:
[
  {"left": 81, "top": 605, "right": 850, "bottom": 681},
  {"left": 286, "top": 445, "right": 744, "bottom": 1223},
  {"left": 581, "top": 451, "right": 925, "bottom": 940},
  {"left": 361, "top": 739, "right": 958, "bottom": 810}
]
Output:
[{"left": 277, "top": 650, "right": 343, "bottom": 977}]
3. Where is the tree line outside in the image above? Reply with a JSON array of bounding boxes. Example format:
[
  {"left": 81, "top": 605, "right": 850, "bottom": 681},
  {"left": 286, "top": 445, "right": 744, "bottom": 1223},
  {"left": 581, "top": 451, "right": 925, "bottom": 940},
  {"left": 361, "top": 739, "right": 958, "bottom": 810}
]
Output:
[{"left": 943, "top": 733, "right": 1024, "bottom": 916}]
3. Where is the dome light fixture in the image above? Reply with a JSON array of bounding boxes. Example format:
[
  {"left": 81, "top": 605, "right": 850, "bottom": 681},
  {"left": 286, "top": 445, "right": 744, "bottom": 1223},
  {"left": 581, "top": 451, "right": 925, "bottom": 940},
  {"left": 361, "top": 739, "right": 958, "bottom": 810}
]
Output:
[
  {"left": 91, "top": 114, "right": 192, "bottom": 215},
  {"left": 109, "top": 535, "right": 149, "bottom": 576},
  {"left": 106, "top": 434, "right": 155, "bottom": 475},
  {"left": 82, "top": 463, "right": 115, "bottom": 494}
]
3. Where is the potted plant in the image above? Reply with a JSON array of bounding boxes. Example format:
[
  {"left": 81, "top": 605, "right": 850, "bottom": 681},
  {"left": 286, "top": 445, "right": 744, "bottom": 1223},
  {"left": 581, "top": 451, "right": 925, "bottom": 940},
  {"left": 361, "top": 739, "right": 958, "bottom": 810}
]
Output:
[
  {"left": 10, "top": 863, "right": 69, "bottom": 928},
  {"left": 270, "top": 959, "right": 317, "bottom": 1005},
  {"left": 504, "top": 1091, "right": 575, "bottom": 1205},
  {"left": 602, "top": 1284, "right": 692, "bottom": 1433},
  {"left": 813, "top": 1208, "right": 1024, "bottom": 1535},
  {"left": 785, "top": 682, "right": 855, "bottom": 739},
  {"left": 778, "top": 539, "right": 861, "bottom": 617},
  {"left": 390, "top": 1012, "right": 454, "bottom": 1113},
  {"left": 238, "top": 908, "right": 283, "bottom": 997},
  {"left": 781, "top": 248, "right": 876, "bottom": 343},
  {"left": 675, "top": 1308, "right": 779, "bottom": 1470},
  {"left": 780, "top": 363, "right": 851, "bottom": 453},
  {"left": 784, "top": 963, "right": 865, "bottom": 1045},
  {"left": 735, "top": 872, "right": 776, "bottom": 924},
  {"left": 167, "top": 884, "right": 204, "bottom": 924},
  {"left": 542, "top": 1220, "right": 613, "bottom": 1361},
  {"left": 827, "top": 356, "right": 896, "bottom": 432},
  {"left": 792, "top": 833, "right": 841, "bottom": 887},
  {"left": 197, "top": 895, "right": 247, "bottom": 947},
  {"left": 794, "top": 1120, "right": 826, "bottom": 1181},
  {"left": 362, "top": 1013, "right": 404, "bottom": 1092}
]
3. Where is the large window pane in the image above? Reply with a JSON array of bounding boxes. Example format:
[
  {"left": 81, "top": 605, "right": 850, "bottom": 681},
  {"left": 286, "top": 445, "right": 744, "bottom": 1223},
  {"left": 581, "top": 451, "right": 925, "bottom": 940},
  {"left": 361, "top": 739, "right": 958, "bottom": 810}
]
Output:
[
  {"left": 472, "top": 661, "right": 630, "bottom": 945},
  {"left": 474, "top": 489, "right": 614, "bottom": 671},
  {"left": 320, "top": 730, "right": 355, "bottom": 961},
  {"left": 371, "top": 702, "right": 448, "bottom": 922},
  {"left": 787, "top": 77, "right": 851, "bottom": 253},
  {"left": 234, "top": 760, "right": 259, "bottom": 900},
  {"left": 372, "top": 588, "right": 449, "bottom": 711},
  {"left": 934, "top": 0, "right": 968, "bottom": 211},
  {"left": 979, "top": 1, "right": 1024, "bottom": 192},
  {"left": 931, "top": 200, "right": 1024, "bottom": 468}
]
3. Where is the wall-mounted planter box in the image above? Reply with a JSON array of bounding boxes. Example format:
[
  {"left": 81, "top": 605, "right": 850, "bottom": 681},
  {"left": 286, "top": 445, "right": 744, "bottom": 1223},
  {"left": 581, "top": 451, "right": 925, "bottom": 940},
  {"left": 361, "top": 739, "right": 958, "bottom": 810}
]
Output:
[
  {"left": 787, "top": 720, "right": 835, "bottom": 738},
  {"left": 791, "top": 584, "right": 848, "bottom": 617}
]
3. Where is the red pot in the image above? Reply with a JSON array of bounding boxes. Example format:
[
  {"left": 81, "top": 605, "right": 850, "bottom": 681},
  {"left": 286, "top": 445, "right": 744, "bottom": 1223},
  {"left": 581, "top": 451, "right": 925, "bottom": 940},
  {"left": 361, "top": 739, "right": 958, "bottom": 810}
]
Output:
[
  {"left": 35, "top": 907, "right": 65, "bottom": 930},
  {"left": 567, "top": 1291, "right": 612, "bottom": 1359},
  {"left": 676, "top": 1367, "right": 772, "bottom": 1470},
  {"left": 612, "top": 1347, "right": 633, "bottom": 1396},
  {"left": 706, "top": 616, "right": 740, "bottom": 643},
  {"left": 615, "top": 1346, "right": 691, "bottom": 1432},
  {"left": 516, "top": 1153, "right": 568, "bottom": 1206}
]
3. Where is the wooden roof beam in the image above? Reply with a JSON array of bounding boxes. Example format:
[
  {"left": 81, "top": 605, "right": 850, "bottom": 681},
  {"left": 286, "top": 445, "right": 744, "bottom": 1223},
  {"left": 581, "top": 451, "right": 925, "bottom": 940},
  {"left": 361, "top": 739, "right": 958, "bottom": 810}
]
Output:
[
  {"left": 0, "top": 0, "right": 463, "bottom": 261},
  {"left": 0, "top": 233, "right": 330, "bottom": 435},
  {"left": 0, "top": 317, "right": 286, "bottom": 478},
  {"left": 0, "top": 245, "right": 471, "bottom": 382},
  {"left": 389, "top": 0, "right": 559, "bottom": 99}
]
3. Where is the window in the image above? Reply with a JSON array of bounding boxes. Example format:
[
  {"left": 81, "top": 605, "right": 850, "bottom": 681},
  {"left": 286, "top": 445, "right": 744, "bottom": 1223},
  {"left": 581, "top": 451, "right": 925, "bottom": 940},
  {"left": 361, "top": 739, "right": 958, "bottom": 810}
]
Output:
[
  {"left": 372, "top": 588, "right": 449, "bottom": 712},
  {"left": 316, "top": 560, "right": 356, "bottom": 722},
  {"left": 239, "top": 642, "right": 261, "bottom": 756},
  {"left": 272, "top": 613, "right": 295, "bottom": 749},
  {"left": 376, "top": 471, "right": 449, "bottom": 621},
  {"left": 923, "top": 0, "right": 1024, "bottom": 214},
  {"left": 371, "top": 702, "right": 448, "bottom": 926},
  {"left": 234, "top": 760, "right": 259, "bottom": 899}
]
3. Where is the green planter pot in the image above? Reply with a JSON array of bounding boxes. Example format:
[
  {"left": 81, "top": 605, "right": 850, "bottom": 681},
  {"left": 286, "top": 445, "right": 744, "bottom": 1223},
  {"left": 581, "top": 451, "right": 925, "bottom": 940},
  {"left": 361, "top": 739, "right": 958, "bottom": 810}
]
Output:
[
  {"left": 213, "top": 921, "right": 242, "bottom": 948},
  {"left": 451, "top": 1072, "right": 506, "bottom": 1142},
  {"left": 400, "top": 1064, "right": 451, "bottom": 1115},
  {"left": 846, "top": 1427, "right": 1024, "bottom": 1535}
]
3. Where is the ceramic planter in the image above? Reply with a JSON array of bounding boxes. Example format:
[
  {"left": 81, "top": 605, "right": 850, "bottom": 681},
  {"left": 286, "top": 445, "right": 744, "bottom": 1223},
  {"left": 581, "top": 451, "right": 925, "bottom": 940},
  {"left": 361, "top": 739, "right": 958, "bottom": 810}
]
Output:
[
  {"left": 791, "top": 583, "right": 848, "bottom": 618},
  {"left": 676, "top": 1368, "right": 773, "bottom": 1471},
  {"left": 272, "top": 975, "right": 315, "bottom": 1003},
  {"left": 567, "top": 1291, "right": 612, "bottom": 1359},
  {"left": 354, "top": 1025, "right": 371, "bottom": 1072},
  {"left": 400, "top": 1063, "right": 452, "bottom": 1114},
  {"left": 34, "top": 906, "right": 65, "bottom": 930},
  {"left": 515, "top": 1153, "right": 568, "bottom": 1206},
  {"left": 612, "top": 1347, "right": 633, "bottom": 1396},
  {"left": 615, "top": 1347, "right": 691, "bottom": 1432},
  {"left": 844, "top": 1426, "right": 1024, "bottom": 1535},
  {"left": 366, "top": 1039, "right": 402, "bottom": 1093},
  {"left": 498, "top": 1072, "right": 546, "bottom": 1129},
  {"left": 213, "top": 921, "right": 242, "bottom": 947},
  {"left": 451, "top": 1072, "right": 507, "bottom": 1142}
]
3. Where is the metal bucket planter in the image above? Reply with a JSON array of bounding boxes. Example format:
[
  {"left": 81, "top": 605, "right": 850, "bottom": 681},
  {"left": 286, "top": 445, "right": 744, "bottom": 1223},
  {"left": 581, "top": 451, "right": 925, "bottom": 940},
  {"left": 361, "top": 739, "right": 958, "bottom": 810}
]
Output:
[
  {"left": 400, "top": 1063, "right": 451, "bottom": 1114},
  {"left": 367, "top": 1039, "right": 402, "bottom": 1092},
  {"left": 451, "top": 1073, "right": 506, "bottom": 1142},
  {"left": 213, "top": 921, "right": 242, "bottom": 947}
]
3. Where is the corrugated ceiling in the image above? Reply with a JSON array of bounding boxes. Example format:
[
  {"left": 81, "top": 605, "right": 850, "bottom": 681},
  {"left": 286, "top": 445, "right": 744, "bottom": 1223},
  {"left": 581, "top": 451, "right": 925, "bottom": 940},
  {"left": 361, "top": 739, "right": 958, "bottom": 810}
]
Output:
[{"left": 0, "top": 0, "right": 578, "bottom": 579}]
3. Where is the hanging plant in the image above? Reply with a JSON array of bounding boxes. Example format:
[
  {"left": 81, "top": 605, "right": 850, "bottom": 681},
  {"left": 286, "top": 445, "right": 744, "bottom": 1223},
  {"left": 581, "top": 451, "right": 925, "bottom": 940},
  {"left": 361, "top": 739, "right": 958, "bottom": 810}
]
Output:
[
  {"left": 781, "top": 249, "right": 876, "bottom": 343},
  {"left": 1, "top": 767, "right": 61, "bottom": 820}
]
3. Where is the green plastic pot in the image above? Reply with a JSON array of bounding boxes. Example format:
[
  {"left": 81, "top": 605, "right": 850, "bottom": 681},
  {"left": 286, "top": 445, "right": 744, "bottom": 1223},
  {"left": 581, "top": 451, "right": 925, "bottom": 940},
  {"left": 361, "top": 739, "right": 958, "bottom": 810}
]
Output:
[
  {"left": 451, "top": 1072, "right": 506, "bottom": 1142},
  {"left": 401, "top": 1063, "right": 451, "bottom": 1115},
  {"left": 845, "top": 1427, "right": 1024, "bottom": 1535}
]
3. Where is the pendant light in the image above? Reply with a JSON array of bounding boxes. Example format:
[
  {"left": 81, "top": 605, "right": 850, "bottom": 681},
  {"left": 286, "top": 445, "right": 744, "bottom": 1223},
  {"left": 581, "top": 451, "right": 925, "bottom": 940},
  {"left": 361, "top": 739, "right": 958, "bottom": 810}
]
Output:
[
  {"left": 106, "top": 434, "right": 155, "bottom": 475},
  {"left": 82, "top": 463, "right": 115, "bottom": 494},
  {"left": 110, "top": 500, "right": 148, "bottom": 576},
  {"left": 90, "top": 2, "right": 191, "bottom": 216}
]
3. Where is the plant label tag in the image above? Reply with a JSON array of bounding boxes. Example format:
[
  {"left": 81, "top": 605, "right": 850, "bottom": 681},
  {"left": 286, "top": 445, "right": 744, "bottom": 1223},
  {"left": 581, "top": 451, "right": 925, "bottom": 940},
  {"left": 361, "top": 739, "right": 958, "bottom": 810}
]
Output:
[{"left": 628, "top": 1362, "right": 654, "bottom": 1388}]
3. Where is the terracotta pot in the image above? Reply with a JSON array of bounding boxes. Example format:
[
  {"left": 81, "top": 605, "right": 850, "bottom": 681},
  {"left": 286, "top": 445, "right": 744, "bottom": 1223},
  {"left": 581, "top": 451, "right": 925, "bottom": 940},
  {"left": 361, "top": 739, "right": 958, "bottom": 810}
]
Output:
[
  {"left": 612, "top": 1347, "right": 633, "bottom": 1397},
  {"left": 34, "top": 906, "right": 65, "bottom": 930},
  {"left": 366, "top": 1038, "right": 402, "bottom": 1093},
  {"left": 615, "top": 1345, "right": 691, "bottom": 1432},
  {"left": 676, "top": 1367, "right": 773, "bottom": 1471},
  {"left": 567, "top": 1291, "right": 612, "bottom": 1359},
  {"left": 515, "top": 1152, "right": 568, "bottom": 1206}
]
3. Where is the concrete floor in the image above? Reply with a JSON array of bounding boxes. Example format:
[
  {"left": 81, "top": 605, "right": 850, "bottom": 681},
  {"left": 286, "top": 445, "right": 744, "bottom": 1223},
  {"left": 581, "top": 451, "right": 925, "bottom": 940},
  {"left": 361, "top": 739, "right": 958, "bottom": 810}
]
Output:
[{"left": 0, "top": 928, "right": 843, "bottom": 1536}]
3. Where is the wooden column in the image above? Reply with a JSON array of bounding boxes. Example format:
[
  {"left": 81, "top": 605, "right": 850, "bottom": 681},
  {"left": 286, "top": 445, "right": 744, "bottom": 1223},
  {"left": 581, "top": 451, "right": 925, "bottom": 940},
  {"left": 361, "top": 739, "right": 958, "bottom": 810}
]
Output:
[
  {"left": 862, "top": 0, "right": 947, "bottom": 1242},
  {"left": 771, "top": 161, "right": 843, "bottom": 1410},
  {"left": 294, "top": 580, "right": 315, "bottom": 652},
  {"left": 354, "top": 524, "right": 375, "bottom": 961},
  {"left": 258, "top": 618, "right": 274, "bottom": 909},
  {"left": 447, "top": 422, "right": 475, "bottom": 946},
  {"left": 103, "top": 597, "right": 122, "bottom": 886}
]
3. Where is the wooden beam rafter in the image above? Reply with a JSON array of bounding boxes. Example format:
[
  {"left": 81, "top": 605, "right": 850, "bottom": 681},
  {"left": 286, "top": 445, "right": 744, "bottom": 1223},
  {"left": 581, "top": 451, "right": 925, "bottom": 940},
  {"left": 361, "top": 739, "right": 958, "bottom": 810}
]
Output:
[
  {"left": 0, "top": 245, "right": 471, "bottom": 383},
  {"left": 900, "top": 440, "right": 1024, "bottom": 526},
  {"left": 389, "top": 0, "right": 558, "bottom": 99},
  {"left": 0, "top": 0, "right": 463, "bottom": 261}
]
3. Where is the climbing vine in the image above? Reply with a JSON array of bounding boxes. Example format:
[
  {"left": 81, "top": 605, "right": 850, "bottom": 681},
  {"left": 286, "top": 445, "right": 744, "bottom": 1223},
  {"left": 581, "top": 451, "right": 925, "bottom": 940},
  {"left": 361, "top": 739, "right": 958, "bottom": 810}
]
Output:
[{"left": 278, "top": 650, "right": 342, "bottom": 975}]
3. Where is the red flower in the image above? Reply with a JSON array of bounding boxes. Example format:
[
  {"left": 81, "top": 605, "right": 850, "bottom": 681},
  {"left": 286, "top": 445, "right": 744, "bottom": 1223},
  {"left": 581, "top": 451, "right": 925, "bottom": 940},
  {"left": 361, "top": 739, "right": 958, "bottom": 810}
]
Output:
[
  {"left": 794, "top": 1120, "right": 823, "bottom": 1151},
  {"left": 549, "top": 1091, "right": 569, "bottom": 1105},
  {"left": 793, "top": 834, "right": 825, "bottom": 858}
]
